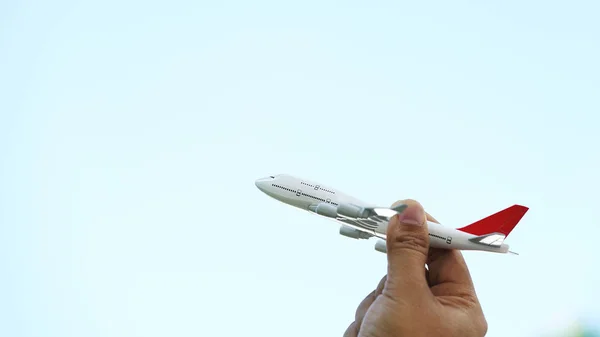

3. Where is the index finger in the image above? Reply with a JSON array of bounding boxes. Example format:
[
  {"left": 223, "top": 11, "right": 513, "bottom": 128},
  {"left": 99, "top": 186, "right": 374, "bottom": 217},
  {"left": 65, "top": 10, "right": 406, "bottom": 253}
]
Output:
[
  {"left": 391, "top": 202, "right": 475, "bottom": 290},
  {"left": 425, "top": 212, "right": 476, "bottom": 292},
  {"left": 427, "top": 248, "right": 474, "bottom": 291}
]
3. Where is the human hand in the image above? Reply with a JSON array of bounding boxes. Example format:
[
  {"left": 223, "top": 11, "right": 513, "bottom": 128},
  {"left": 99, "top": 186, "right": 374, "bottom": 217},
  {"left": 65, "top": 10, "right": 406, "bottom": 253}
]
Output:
[{"left": 344, "top": 199, "right": 488, "bottom": 337}]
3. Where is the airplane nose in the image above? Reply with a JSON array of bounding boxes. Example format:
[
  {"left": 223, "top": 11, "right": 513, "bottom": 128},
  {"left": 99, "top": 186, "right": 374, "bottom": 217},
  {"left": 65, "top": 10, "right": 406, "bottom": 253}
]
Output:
[
  {"left": 255, "top": 179, "right": 264, "bottom": 191},
  {"left": 255, "top": 177, "right": 270, "bottom": 192}
]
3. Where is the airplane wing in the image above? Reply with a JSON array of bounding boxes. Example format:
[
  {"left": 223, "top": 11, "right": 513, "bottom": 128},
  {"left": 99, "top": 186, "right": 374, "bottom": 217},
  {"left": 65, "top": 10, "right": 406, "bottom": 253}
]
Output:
[
  {"left": 334, "top": 203, "right": 408, "bottom": 238},
  {"left": 368, "top": 204, "right": 408, "bottom": 217}
]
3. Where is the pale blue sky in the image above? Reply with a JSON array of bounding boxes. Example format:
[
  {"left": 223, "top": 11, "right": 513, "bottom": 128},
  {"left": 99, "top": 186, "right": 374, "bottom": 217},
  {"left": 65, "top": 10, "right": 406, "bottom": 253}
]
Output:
[{"left": 1, "top": 1, "right": 599, "bottom": 336}]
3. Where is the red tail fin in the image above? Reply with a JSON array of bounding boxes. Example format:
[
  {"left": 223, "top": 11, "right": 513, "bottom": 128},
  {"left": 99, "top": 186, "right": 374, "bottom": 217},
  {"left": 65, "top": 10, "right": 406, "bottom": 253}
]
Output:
[{"left": 457, "top": 205, "right": 529, "bottom": 237}]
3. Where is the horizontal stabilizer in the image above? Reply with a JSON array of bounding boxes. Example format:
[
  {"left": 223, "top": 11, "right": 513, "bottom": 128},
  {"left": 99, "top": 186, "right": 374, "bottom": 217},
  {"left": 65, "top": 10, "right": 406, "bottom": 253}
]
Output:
[{"left": 468, "top": 233, "right": 506, "bottom": 247}]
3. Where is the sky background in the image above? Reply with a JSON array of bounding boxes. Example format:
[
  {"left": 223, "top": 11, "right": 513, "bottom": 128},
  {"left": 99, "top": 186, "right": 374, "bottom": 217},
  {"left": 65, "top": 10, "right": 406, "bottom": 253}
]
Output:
[{"left": 1, "top": 1, "right": 599, "bottom": 336}]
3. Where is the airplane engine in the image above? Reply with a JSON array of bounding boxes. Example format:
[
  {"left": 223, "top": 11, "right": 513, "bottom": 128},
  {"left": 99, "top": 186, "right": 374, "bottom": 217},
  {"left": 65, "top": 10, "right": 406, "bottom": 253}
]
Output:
[
  {"left": 339, "top": 226, "right": 371, "bottom": 240},
  {"left": 374, "top": 239, "right": 387, "bottom": 253},
  {"left": 310, "top": 203, "right": 338, "bottom": 218},
  {"left": 337, "top": 203, "right": 370, "bottom": 219}
]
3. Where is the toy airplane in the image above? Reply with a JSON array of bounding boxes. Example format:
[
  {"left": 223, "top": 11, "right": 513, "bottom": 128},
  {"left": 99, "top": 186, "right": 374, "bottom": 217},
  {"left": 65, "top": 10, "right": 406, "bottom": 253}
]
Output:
[{"left": 255, "top": 174, "right": 528, "bottom": 254}]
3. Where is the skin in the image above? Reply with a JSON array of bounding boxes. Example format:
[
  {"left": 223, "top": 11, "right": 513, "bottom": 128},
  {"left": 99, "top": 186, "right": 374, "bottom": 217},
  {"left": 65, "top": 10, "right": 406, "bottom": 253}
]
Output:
[{"left": 343, "top": 199, "right": 488, "bottom": 337}]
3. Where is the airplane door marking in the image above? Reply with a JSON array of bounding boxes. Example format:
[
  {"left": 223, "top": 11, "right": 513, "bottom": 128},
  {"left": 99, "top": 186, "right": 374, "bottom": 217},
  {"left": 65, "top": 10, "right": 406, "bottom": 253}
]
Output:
[{"left": 296, "top": 189, "right": 302, "bottom": 197}]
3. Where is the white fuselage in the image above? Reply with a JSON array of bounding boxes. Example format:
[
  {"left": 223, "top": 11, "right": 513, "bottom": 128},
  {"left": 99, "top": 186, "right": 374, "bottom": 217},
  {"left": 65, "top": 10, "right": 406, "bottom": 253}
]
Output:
[{"left": 255, "top": 174, "right": 510, "bottom": 253}]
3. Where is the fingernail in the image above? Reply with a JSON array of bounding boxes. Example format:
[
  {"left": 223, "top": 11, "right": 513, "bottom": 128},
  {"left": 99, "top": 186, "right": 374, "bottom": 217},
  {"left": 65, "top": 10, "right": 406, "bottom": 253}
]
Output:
[{"left": 397, "top": 204, "right": 424, "bottom": 226}]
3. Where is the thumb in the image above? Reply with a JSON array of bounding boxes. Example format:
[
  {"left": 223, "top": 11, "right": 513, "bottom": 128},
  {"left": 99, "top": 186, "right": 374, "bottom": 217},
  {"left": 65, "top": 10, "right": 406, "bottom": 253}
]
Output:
[{"left": 385, "top": 199, "right": 430, "bottom": 296}]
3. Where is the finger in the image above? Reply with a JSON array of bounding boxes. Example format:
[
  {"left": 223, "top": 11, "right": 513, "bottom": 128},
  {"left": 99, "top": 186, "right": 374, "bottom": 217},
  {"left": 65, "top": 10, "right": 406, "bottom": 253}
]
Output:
[
  {"left": 343, "top": 321, "right": 358, "bottom": 337},
  {"left": 427, "top": 248, "right": 477, "bottom": 297},
  {"left": 401, "top": 204, "right": 472, "bottom": 289},
  {"left": 385, "top": 199, "right": 430, "bottom": 298},
  {"left": 355, "top": 289, "right": 376, "bottom": 323},
  {"left": 354, "top": 276, "right": 386, "bottom": 328},
  {"left": 423, "top": 208, "right": 476, "bottom": 295},
  {"left": 406, "top": 204, "right": 438, "bottom": 287},
  {"left": 375, "top": 275, "right": 387, "bottom": 295}
]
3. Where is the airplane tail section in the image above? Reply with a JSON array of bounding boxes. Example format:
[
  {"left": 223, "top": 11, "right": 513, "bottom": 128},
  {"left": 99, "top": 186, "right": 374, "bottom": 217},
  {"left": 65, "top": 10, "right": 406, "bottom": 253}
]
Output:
[{"left": 457, "top": 204, "right": 529, "bottom": 237}]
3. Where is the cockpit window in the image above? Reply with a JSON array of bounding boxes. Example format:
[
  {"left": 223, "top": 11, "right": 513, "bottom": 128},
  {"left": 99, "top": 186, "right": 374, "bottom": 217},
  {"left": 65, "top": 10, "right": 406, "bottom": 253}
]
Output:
[{"left": 270, "top": 176, "right": 275, "bottom": 178}]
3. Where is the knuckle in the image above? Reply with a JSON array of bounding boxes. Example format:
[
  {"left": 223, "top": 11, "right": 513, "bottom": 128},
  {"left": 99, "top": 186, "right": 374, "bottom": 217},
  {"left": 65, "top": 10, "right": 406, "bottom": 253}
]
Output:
[
  {"left": 355, "top": 290, "right": 376, "bottom": 320},
  {"left": 343, "top": 321, "right": 358, "bottom": 337},
  {"left": 464, "top": 309, "right": 488, "bottom": 336},
  {"left": 456, "top": 311, "right": 487, "bottom": 337},
  {"left": 476, "top": 314, "right": 488, "bottom": 336}
]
